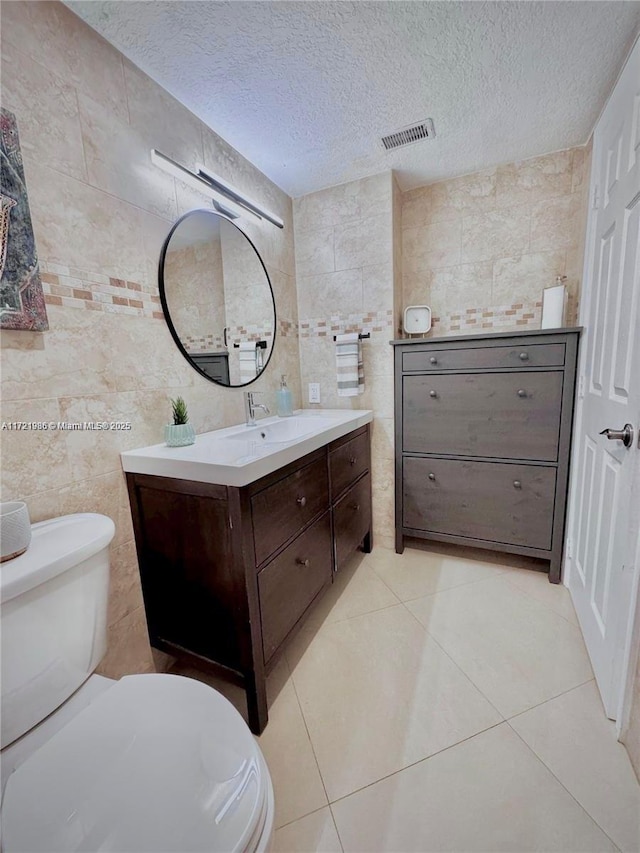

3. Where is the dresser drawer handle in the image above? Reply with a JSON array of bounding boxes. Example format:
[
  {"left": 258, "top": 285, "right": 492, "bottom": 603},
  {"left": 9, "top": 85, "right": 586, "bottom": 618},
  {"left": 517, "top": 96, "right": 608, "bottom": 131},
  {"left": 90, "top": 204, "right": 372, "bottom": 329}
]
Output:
[
  {"left": 349, "top": 502, "right": 360, "bottom": 511},
  {"left": 428, "top": 472, "right": 436, "bottom": 481},
  {"left": 296, "top": 496, "right": 307, "bottom": 507},
  {"left": 429, "top": 390, "right": 438, "bottom": 398},
  {"left": 519, "top": 352, "right": 529, "bottom": 361},
  {"left": 349, "top": 456, "right": 357, "bottom": 465},
  {"left": 513, "top": 480, "right": 522, "bottom": 489},
  {"left": 430, "top": 356, "right": 438, "bottom": 365},
  {"left": 517, "top": 389, "right": 527, "bottom": 398},
  {"left": 296, "top": 557, "right": 310, "bottom": 567}
]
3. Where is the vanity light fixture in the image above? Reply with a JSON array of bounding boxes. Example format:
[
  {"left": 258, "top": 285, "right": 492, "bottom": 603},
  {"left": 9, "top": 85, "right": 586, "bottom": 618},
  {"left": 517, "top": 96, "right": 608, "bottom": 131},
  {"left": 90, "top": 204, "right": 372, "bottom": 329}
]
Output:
[
  {"left": 150, "top": 149, "right": 245, "bottom": 220},
  {"left": 150, "top": 149, "right": 284, "bottom": 229},
  {"left": 196, "top": 165, "right": 284, "bottom": 230}
]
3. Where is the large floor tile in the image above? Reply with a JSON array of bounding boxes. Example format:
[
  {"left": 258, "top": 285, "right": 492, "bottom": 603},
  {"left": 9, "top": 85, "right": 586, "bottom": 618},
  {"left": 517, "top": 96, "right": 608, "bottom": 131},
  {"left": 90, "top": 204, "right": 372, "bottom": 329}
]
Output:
[
  {"left": 510, "top": 681, "right": 640, "bottom": 852},
  {"left": 331, "top": 723, "right": 617, "bottom": 852},
  {"left": 504, "top": 566, "right": 579, "bottom": 626},
  {"left": 288, "top": 605, "right": 501, "bottom": 801},
  {"left": 406, "top": 575, "right": 593, "bottom": 718},
  {"left": 365, "top": 544, "right": 512, "bottom": 601},
  {"left": 272, "top": 808, "right": 343, "bottom": 853}
]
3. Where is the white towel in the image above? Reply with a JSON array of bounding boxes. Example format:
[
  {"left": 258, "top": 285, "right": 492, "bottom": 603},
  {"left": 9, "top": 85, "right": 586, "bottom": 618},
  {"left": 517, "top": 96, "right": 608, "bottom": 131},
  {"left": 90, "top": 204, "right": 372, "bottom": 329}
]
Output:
[
  {"left": 335, "top": 332, "right": 364, "bottom": 397},
  {"left": 238, "top": 341, "right": 258, "bottom": 383}
]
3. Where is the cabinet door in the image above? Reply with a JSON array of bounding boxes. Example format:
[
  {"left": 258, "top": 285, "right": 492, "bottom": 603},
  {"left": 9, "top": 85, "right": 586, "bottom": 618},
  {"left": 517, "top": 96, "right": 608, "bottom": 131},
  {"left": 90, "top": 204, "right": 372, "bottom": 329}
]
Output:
[
  {"left": 403, "top": 457, "right": 556, "bottom": 549},
  {"left": 258, "top": 513, "right": 332, "bottom": 663},
  {"left": 403, "top": 371, "right": 563, "bottom": 461}
]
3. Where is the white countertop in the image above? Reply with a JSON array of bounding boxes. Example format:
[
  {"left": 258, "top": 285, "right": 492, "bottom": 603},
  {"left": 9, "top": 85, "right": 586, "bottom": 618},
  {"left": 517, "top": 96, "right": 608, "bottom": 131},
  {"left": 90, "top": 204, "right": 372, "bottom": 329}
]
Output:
[{"left": 120, "top": 409, "right": 373, "bottom": 487}]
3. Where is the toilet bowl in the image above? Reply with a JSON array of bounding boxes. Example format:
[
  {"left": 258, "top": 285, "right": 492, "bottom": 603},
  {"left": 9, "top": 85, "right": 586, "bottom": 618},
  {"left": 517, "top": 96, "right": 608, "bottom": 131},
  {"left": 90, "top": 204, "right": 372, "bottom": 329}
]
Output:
[{"left": 0, "top": 514, "right": 274, "bottom": 852}]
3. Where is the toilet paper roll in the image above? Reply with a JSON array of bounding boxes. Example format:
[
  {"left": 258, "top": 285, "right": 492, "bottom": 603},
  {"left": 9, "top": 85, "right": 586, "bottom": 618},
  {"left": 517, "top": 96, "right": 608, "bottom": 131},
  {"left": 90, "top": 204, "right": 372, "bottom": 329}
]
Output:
[{"left": 541, "top": 284, "right": 567, "bottom": 329}]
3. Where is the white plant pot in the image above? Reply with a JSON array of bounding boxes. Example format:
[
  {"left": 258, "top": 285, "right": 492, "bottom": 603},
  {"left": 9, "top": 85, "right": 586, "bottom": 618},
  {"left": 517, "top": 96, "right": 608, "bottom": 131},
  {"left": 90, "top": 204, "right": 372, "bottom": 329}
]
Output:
[{"left": 164, "top": 423, "right": 196, "bottom": 447}]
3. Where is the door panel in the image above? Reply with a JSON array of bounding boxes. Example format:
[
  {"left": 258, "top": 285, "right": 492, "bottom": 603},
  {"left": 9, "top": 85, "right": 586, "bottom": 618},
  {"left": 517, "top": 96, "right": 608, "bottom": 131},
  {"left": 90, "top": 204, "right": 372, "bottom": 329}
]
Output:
[{"left": 567, "top": 38, "right": 640, "bottom": 719}]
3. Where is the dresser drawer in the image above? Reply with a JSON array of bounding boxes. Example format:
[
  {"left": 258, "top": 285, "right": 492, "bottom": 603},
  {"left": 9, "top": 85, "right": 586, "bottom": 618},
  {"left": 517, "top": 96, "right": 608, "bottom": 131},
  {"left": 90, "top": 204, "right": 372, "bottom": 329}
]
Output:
[
  {"left": 252, "top": 456, "right": 329, "bottom": 566},
  {"left": 329, "top": 429, "right": 370, "bottom": 500},
  {"left": 333, "top": 474, "right": 371, "bottom": 570},
  {"left": 403, "top": 457, "right": 555, "bottom": 550},
  {"left": 402, "top": 343, "right": 565, "bottom": 373},
  {"left": 403, "top": 371, "right": 563, "bottom": 461},
  {"left": 258, "top": 513, "right": 332, "bottom": 662}
]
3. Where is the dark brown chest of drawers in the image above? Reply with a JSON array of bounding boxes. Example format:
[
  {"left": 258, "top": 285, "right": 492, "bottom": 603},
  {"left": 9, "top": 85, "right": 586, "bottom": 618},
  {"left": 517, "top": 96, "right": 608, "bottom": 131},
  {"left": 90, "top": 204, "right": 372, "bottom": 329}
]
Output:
[
  {"left": 392, "top": 329, "right": 580, "bottom": 583},
  {"left": 126, "top": 424, "right": 371, "bottom": 734}
]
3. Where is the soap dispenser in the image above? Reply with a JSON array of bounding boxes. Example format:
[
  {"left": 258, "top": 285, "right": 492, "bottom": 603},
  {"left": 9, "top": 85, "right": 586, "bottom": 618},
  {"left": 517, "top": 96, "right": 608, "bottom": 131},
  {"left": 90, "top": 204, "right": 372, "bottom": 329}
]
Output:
[{"left": 276, "top": 374, "right": 293, "bottom": 417}]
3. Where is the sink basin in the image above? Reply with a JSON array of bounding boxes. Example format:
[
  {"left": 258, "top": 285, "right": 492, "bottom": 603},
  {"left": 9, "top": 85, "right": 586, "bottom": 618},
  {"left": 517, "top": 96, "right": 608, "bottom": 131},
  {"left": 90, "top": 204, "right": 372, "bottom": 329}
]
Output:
[
  {"left": 225, "top": 416, "right": 337, "bottom": 445},
  {"left": 120, "top": 409, "right": 373, "bottom": 487}
]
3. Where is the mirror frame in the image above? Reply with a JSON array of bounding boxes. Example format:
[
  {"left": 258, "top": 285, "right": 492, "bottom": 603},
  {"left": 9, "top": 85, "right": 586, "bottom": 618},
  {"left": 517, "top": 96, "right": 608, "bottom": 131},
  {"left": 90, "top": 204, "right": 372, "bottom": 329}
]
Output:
[{"left": 158, "top": 208, "right": 277, "bottom": 388}]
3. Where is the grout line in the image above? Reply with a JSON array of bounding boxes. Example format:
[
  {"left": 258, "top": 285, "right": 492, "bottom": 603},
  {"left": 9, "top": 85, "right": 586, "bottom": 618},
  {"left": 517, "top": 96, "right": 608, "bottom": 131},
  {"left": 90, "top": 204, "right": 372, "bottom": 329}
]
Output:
[
  {"left": 328, "top": 802, "right": 346, "bottom": 853},
  {"left": 285, "top": 652, "right": 333, "bottom": 808},
  {"left": 507, "top": 722, "right": 623, "bottom": 852},
  {"left": 399, "top": 598, "right": 506, "bottom": 723},
  {"left": 505, "top": 677, "right": 596, "bottom": 723},
  {"left": 326, "top": 718, "right": 507, "bottom": 808}
]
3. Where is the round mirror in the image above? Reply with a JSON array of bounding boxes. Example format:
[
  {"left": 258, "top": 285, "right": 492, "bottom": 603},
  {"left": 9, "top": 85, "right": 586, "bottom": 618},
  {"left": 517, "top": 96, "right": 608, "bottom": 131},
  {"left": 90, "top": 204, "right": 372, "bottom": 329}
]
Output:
[{"left": 159, "top": 209, "right": 276, "bottom": 387}]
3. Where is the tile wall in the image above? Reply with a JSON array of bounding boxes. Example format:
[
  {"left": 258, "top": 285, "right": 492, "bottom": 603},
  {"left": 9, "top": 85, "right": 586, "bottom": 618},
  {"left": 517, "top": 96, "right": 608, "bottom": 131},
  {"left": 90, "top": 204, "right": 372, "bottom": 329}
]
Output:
[
  {"left": 401, "top": 146, "right": 592, "bottom": 336},
  {"left": 0, "top": 0, "right": 301, "bottom": 676},
  {"left": 293, "top": 173, "right": 397, "bottom": 548}
]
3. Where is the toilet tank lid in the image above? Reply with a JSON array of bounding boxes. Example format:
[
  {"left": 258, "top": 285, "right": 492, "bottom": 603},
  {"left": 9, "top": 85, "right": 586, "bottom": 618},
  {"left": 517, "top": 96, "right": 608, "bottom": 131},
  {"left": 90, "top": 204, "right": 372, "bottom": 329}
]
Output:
[{"left": 0, "top": 513, "right": 115, "bottom": 604}]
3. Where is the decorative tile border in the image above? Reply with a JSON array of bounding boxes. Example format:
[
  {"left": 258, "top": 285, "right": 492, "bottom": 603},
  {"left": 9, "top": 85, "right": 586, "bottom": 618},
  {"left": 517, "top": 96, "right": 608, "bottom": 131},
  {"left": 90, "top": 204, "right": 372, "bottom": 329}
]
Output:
[
  {"left": 299, "top": 310, "right": 393, "bottom": 339},
  {"left": 39, "top": 261, "right": 162, "bottom": 319},
  {"left": 431, "top": 301, "right": 543, "bottom": 336}
]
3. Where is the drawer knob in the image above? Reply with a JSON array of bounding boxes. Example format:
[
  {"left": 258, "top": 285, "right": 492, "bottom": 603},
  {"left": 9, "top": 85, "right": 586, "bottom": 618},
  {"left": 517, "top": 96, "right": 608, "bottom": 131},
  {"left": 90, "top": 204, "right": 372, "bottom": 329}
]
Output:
[
  {"left": 517, "top": 389, "right": 527, "bottom": 398},
  {"left": 296, "top": 496, "right": 307, "bottom": 507},
  {"left": 349, "top": 502, "right": 360, "bottom": 511},
  {"left": 430, "top": 356, "right": 438, "bottom": 365},
  {"left": 296, "top": 557, "right": 310, "bottom": 567},
  {"left": 519, "top": 352, "right": 529, "bottom": 361},
  {"left": 349, "top": 456, "right": 357, "bottom": 465},
  {"left": 428, "top": 472, "right": 436, "bottom": 481},
  {"left": 513, "top": 480, "right": 522, "bottom": 489},
  {"left": 429, "top": 390, "right": 438, "bottom": 398}
]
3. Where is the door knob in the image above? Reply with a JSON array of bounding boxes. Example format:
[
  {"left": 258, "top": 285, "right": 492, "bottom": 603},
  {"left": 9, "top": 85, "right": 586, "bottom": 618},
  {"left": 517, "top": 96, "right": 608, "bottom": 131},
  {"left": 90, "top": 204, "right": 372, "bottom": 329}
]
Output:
[
  {"left": 517, "top": 389, "right": 527, "bottom": 398},
  {"left": 428, "top": 472, "right": 436, "bottom": 481},
  {"left": 429, "top": 390, "right": 438, "bottom": 398},
  {"left": 296, "top": 496, "right": 307, "bottom": 507},
  {"left": 599, "top": 424, "right": 634, "bottom": 448},
  {"left": 519, "top": 352, "right": 529, "bottom": 361},
  {"left": 296, "top": 558, "right": 310, "bottom": 567}
]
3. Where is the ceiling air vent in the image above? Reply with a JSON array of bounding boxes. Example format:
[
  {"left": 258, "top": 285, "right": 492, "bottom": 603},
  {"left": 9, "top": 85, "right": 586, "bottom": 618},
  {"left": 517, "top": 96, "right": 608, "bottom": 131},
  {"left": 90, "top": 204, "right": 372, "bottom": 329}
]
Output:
[{"left": 381, "top": 119, "right": 435, "bottom": 151}]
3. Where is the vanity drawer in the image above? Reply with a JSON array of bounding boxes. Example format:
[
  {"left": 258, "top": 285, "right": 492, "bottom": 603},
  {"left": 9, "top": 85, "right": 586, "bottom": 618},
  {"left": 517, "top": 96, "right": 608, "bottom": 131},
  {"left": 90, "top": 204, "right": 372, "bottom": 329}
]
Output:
[
  {"left": 403, "top": 457, "right": 556, "bottom": 550},
  {"left": 252, "top": 456, "right": 329, "bottom": 566},
  {"left": 333, "top": 473, "right": 372, "bottom": 570},
  {"left": 329, "top": 428, "right": 370, "bottom": 500},
  {"left": 403, "top": 371, "right": 563, "bottom": 461},
  {"left": 259, "top": 513, "right": 332, "bottom": 663},
  {"left": 402, "top": 343, "right": 565, "bottom": 373}
]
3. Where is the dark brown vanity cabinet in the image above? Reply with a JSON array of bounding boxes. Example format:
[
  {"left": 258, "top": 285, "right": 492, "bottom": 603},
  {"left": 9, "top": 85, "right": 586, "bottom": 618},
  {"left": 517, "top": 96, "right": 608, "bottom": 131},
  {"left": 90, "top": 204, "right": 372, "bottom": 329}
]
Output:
[
  {"left": 392, "top": 329, "right": 580, "bottom": 583},
  {"left": 126, "top": 424, "right": 371, "bottom": 734}
]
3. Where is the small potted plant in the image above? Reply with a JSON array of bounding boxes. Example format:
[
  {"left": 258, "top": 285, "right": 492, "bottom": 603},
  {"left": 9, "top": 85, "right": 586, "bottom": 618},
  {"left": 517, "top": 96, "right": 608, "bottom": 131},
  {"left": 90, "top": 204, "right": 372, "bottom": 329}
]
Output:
[{"left": 165, "top": 396, "right": 196, "bottom": 447}]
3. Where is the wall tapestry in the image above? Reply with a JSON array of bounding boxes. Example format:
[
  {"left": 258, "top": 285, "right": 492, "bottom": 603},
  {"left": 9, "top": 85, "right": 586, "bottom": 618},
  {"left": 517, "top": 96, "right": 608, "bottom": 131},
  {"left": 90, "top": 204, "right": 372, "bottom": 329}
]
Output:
[{"left": 0, "top": 108, "right": 48, "bottom": 331}]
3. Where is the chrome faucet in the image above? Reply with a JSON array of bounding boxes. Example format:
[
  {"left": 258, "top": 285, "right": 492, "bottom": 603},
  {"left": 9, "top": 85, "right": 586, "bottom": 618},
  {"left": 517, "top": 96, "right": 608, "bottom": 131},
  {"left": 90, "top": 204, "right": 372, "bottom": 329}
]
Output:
[{"left": 244, "top": 391, "right": 270, "bottom": 426}]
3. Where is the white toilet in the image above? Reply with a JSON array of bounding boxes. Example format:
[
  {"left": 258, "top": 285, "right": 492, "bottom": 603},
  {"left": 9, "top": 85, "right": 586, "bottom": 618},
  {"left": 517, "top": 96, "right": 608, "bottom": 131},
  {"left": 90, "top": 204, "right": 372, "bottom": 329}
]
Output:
[{"left": 0, "top": 513, "right": 274, "bottom": 852}]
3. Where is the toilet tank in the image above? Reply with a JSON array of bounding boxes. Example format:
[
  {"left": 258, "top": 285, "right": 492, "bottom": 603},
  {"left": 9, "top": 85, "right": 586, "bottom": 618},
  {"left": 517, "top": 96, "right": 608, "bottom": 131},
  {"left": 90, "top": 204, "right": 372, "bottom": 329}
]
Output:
[{"left": 1, "top": 514, "right": 115, "bottom": 748}]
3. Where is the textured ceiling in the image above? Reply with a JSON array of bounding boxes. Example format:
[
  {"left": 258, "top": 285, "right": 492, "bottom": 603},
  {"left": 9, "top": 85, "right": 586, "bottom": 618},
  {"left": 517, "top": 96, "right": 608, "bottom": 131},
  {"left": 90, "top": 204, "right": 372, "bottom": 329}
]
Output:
[{"left": 65, "top": 1, "right": 640, "bottom": 197}]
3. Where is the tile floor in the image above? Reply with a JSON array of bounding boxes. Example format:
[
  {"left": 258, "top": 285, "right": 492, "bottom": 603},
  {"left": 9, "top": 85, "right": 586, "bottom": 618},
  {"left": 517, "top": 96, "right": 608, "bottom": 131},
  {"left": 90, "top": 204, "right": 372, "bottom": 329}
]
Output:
[{"left": 173, "top": 544, "right": 640, "bottom": 853}]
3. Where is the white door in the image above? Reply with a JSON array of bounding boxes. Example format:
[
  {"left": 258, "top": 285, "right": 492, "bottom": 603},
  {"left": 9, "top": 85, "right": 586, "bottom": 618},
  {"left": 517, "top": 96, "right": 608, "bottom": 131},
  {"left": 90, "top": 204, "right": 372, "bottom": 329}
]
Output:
[{"left": 567, "top": 37, "right": 640, "bottom": 720}]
